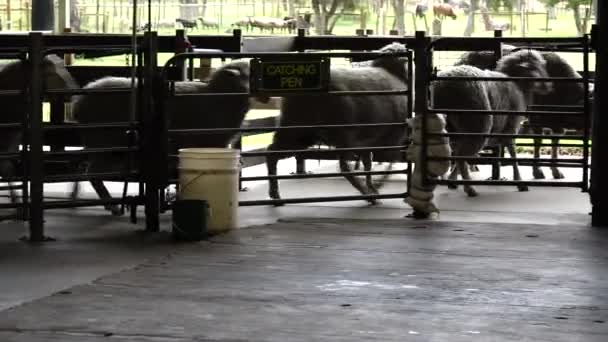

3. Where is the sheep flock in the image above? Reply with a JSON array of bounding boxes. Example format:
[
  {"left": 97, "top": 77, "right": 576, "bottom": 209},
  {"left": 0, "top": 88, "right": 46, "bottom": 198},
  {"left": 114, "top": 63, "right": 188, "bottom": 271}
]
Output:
[{"left": 0, "top": 41, "right": 591, "bottom": 219}]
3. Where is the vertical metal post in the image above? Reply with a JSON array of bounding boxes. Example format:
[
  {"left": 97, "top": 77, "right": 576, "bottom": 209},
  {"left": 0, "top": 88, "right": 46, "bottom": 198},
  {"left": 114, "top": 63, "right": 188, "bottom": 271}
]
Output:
[
  {"left": 591, "top": 0, "right": 608, "bottom": 226},
  {"left": 175, "top": 29, "right": 188, "bottom": 81},
  {"left": 414, "top": 31, "right": 430, "bottom": 186},
  {"left": 294, "top": 29, "right": 307, "bottom": 175},
  {"left": 582, "top": 34, "right": 590, "bottom": 192},
  {"left": 491, "top": 29, "right": 503, "bottom": 181},
  {"left": 28, "top": 32, "right": 45, "bottom": 241},
  {"left": 144, "top": 31, "right": 161, "bottom": 232},
  {"left": 406, "top": 49, "right": 414, "bottom": 193}
]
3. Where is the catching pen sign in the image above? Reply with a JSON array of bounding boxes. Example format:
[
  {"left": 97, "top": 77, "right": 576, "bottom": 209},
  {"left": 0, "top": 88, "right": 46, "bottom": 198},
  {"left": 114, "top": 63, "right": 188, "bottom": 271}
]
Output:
[{"left": 250, "top": 58, "right": 330, "bottom": 94}]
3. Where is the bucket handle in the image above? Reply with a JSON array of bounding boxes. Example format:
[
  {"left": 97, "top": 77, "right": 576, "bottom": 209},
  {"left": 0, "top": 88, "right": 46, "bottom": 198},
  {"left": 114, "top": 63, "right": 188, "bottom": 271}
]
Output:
[{"left": 179, "top": 168, "right": 239, "bottom": 195}]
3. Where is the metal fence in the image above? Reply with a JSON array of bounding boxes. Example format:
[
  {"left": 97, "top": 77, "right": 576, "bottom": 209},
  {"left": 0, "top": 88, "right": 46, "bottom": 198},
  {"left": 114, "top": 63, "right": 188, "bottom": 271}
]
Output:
[{"left": 0, "top": 29, "right": 595, "bottom": 240}]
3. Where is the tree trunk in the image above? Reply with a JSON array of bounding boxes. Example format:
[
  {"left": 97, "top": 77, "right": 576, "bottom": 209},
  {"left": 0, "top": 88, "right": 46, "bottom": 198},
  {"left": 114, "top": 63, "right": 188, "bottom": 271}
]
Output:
[
  {"left": 464, "top": 0, "right": 478, "bottom": 36},
  {"left": 360, "top": 6, "right": 368, "bottom": 30},
  {"left": 312, "top": 0, "right": 325, "bottom": 34},
  {"left": 573, "top": 4, "right": 583, "bottom": 36},
  {"left": 201, "top": 0, "right": 208, "bottom": 18},
  {"left": 287, "top": 0, "right": 295, "bottom": 17},
  {"left": 70, "top": 0, "right": 81, "bottom": 31},
  {"left": 391, "top": 0, "right": 405, "bottom": 34},
  {"left": 179, "top": 0, "right": 197, "bottom": 19}
]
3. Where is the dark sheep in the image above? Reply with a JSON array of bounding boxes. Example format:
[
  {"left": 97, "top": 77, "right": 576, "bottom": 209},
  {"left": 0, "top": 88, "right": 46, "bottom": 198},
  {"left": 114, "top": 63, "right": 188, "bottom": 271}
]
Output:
[
  {"left": 71, "top": 61, "right": 264, "bottom": 214},
  {"left": 434, "top": 49, "right": 552, "bottom": 197},
  {"left": 0, "top": 56, "right": 78, "bottom": 209},
  {"left": 266, "top": 43, "right": 410, "bottom": 205},
  {"left": 455, "top": 46, "right": 592, "bottom": 180}
]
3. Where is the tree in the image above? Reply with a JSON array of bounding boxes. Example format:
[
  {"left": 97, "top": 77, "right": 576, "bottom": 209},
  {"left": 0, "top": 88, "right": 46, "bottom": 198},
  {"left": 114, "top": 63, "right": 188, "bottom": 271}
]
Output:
[
  {"left": 464, "top": 0, "right": 480, "bottom": 36},
  {"left": 539, "top": 0, "right": 592, "bottom": 36},
  {"left": 391, "top": 0, "right": 405, "bottom": 34},
  {"left": 311, "top": 0, "right": 358, "bottom": 34}
]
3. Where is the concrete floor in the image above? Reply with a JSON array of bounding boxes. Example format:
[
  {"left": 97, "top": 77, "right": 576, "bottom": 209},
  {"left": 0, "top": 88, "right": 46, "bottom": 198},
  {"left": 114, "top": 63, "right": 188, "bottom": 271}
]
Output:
[{"left": 0, "top": 160, "right": 601, "bottom": 341}]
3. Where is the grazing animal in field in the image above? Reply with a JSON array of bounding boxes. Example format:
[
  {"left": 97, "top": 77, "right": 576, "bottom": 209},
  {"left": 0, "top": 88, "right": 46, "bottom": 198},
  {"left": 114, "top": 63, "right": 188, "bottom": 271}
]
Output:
[
  {"left": 0, "top": 56, "right": 78, "bottom": 211},
  {"left": 434, "top": 49, "right": 552, "bottom": 197},
  {"left": 266, "top": 43, "right": 410, "bottom": 205},
  {"left": 231, "top": 17, "right": 252, "bottom": 31},
  {"left": 416, "top": 3, "right": 429, "bottom": 18},
  {"left": 197, "top": 17, "right": 220, "bottom": 29},
  {"left": 433, "top": 3, "right": 457, "bottom": 20},
  {"left": 70, "top": 61, "right": 267, "bottom": 214},
  {"left": 176, "top": 18, "right": 198, "bottom": 29}
]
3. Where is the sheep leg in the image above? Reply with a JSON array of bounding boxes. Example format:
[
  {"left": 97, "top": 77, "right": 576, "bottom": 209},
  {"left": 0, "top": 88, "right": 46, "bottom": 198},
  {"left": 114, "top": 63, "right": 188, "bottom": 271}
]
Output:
[
  {"left": 460, "top": 160, "right": 478, "bottom": 197},
  {"left": 361, "top": 152, "right": 377, "bottom": 194},
  {"left": 339, "top": 157, "right": 376, "bottom": 205},
  {"left": 89, "top": 180, "right": 122, "bottom": 216},
  {"left": 532, "top": 126, "right": 546, "bottom": 179},
  {"left": 373, "top": 162, "right": 394, "bottom": 190},
  {"left": 551, "top": 136, "right": 564, "bottom": 179},
  {"left": 266, "top": 151, "right": 283, "bottom": 204},
  {"left": 447, "top": 162, "right": 459, "bottom": 189},
  {"left": 507, "top": 144, "right": 528, "bottom": 192}
]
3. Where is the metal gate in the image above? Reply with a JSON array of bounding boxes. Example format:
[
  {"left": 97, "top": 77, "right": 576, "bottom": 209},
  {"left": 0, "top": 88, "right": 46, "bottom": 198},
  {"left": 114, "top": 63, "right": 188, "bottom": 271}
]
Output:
[
  {"left": 154, "top": 49, "right": 413, "bottom": 212},
  {"left": 420, "top": 35, "right": 592, "bottom": 192}
]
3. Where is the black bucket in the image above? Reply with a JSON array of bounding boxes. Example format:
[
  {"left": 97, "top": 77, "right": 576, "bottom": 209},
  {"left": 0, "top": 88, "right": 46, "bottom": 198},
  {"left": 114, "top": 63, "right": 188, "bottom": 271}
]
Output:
[{"left": 172, "top": 199, "right": 209, "bottom": 241}]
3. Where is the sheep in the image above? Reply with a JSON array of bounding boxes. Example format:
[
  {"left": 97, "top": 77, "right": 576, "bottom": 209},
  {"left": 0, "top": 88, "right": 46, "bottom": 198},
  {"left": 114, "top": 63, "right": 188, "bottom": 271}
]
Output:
[
  {"left": 434, "top": 49, "right": 552, "bottom": 197},
  {"left": 176, "top": 18, "right": 198, "bottom": 30},
  {"left": 0, "top": 55, "right": 78, "bottom": 210},
  {"left": 249, "top": 17, "right": 286, "bottom": 34},
  {"left": 455, "top": 46, "right": 592, "bottom": 180},
  {"left": 266, "top": 42, "right": 409, "bottom": 205},
  {"left": 415, "top": 3, "right": 429, "bottom": 18},
  {"left": 433, "top": 3, "right": 457, "bottom": 20},
  {"left": 70, "top": 60, "right": 264, "bottom": 214},
  {"left": 197, "top": 17, "right": 220, "bottom": 29},
  {"left": 231, "top": 17, "right": 252, "bottom": 31}
]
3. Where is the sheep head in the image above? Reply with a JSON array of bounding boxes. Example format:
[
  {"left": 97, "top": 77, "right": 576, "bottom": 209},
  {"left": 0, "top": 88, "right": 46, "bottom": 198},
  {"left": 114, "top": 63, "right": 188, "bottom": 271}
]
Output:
[
  {"left": 496, "top": 49, "right": 552, "bottom": 96},
  {"left": 371, "top": 42, "right": 409, "bottom": 82},
  {"left": 208, "top": 60, "right": 270, "bottom": 104}
]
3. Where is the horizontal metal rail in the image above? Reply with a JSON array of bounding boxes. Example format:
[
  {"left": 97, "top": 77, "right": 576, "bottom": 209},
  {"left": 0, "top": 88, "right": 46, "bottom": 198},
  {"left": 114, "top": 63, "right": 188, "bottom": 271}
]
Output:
[
  {"left": 0, "top": 123, "right": 23, "bottom": 129},
  {"left": 240, "top": 168, "right": 408, "bottom": 182},
  {"left": 44, "top": 147, "right": 139, "bottom": 156},
  {"left": 431, "top": 75, "right": 587, "bottom": 83},
  {"left": 170, "top": 89, "right": 408, "bottom": 97},
  {"left": 0, "top": 153, "right": 23, "bottom": 160},
  {"left": 43, "top": 172, "right": 139, "bottom": 183},
  {"left": 166, "top": 50, "right": 411, "bottom": 60},
  {"left": 43, "top": 122, "right": 140, "bottom": 131},
  {"left": 0, "top": 202, "right": 25, "bottom": 210},
  {"left": 46, "top": 87, "right": 139, "bottom": 96},
  {"left": 241, "top": 145, "right": 407, "bottom": 157},
  {"left": 238, "top": 192, "right": 408, "bottom": 206},
  {"left": 43, "top": 197, "right": 142, "bottom": 210},
  {"left": 0, "top": 90, "right": 22, "bottom": 96},
  {"left": 169, "top": 122, "right": 407, "bottom": 135},
  {"left": 44, "top": 46, "right": 141, "bottom": 55},
  {"left": 514, "top": 142, "right": 586, "bottom": 147},
  {"left": 428, "top": 108, "right": 584, "bottom": 116},
  {"left": 432, "top": 179, "right": 583, "bottom": 187},
  {"left": 429, "top": 156, "right": 586, "bottom": 163},
  {"left": 429, "top": 132, "right": 586, "bottom": 140}
]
